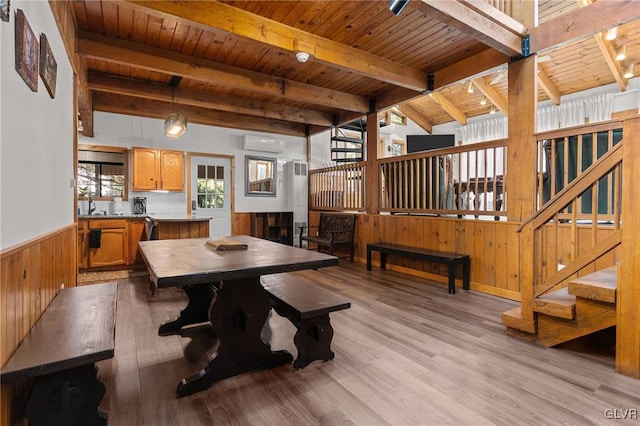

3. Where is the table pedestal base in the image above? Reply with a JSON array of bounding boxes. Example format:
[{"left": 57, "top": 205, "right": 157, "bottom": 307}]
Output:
[{"left": 166, "top": 277, "right": 293, "bottom": 398}]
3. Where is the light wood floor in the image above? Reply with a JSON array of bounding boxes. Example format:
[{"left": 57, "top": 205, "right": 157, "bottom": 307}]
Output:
[{"left": 98, "top": 263, "right": 640, "bottom": 425}]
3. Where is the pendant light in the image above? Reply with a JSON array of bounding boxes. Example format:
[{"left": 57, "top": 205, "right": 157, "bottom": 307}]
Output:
[{"left": 164, "top": 87, "right": 187, "bottom": 138}]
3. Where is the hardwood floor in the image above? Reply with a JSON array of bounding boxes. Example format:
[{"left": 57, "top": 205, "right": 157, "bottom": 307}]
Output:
[{"left": 98, "top": 264, "right": 639, "bottom": 425}]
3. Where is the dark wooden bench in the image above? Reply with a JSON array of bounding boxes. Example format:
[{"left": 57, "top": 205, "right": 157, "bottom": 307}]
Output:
[
  {"left": 0, "top": 282, "right": 117, "bottom": 426},
  {"left": 300, "top": 213, "right": 356, "bottom": 262},
  {"left": 367, "top": 242, "right": 470, "bottom": 295},
  {"left": 262, "top": 273, "right": 351, "bottom": 369}
]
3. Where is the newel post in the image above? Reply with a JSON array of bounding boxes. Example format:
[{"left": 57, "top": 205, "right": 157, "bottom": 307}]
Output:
[{"left": 617, "top": 115, "right": 640, "bottom": 378}]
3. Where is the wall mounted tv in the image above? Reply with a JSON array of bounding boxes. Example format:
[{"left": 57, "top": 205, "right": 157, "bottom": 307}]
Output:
[{"left": 407, "top": 134, "right": 455, "bottom": 153}]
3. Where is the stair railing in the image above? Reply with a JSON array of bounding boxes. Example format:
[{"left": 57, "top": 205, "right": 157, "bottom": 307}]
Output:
[
  {"left": 308, "top": 161, "right": 366, "bottom": 211},
  {"left": 517, "top": 123, "right": 623, "bottom": 315}
]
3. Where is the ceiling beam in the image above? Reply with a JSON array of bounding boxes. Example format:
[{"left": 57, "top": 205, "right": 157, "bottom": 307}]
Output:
[
  {"left": 459, "top": 0, "right": 527, "bottom": 36},
  {"left": 87, "top": 72, "right": 334, "bottom": 127},
  {"left": 536, "top": 67, "right": 561, "bottom": 105},
  {"left": 592, "top": 33, "right": 628, "bottom": 92},
  {"left": 428, "top": 92, "right": 468, "bottom": 125},
  {"left": 529, "top": 1, "right": 640, "bottom": 53},
  {"left": 77, "top": 33, "right": 370, "bottom": 114},
  {"left": 397, "top": 104, "right": 433, "bottom": 134},
  {"left": 93, "top": 92, "right": 308, "bottom": 137},
  {"left": 471, "top": 78, "right": 508, "bottom": 115},
  {"left": 123, "top": 0, "right": 428, "bottom": 92},
  {"left": 415, "top": 0, "right": 522, "bottom": 57}
]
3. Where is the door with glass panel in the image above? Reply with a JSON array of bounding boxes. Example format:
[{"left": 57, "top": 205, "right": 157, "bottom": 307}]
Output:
[{"left": 190, "top": 156, "right": 231, "bottom": 238}]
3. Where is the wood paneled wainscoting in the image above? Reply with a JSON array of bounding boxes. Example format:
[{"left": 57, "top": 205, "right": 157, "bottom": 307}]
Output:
[{"left": 0, "top": 224, "right": 77, "bottom": 425}]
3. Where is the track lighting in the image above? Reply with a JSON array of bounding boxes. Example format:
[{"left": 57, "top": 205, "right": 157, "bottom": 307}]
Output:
[
  {"left": 388, "top": 0, "right": 409, "bottom": 16},
  {"left": 467, "top": 81, "right": 474, "bottom": 93},
  {"left": 489, "top": 105, "right": 496, "bottom": 114},
  {"left": 605, "top": 27, "right": 617, "bottom": 41},
  {"left": 480, "top": 96, "right": 487, "bottom": 106},
  {"left": 623, "top": 63, "right": 634, "bottom": 79},
  {"left": 615, "top": 45, "right": 626, "bottom": 61}
]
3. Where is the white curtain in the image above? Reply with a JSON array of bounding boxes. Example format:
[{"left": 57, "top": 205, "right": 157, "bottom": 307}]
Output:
[
  {"left": 535, "top": 93, "right": 613, "bottom": 132},
  {"left": 459, "top": 117, "right": 508, "bottom": 143}
]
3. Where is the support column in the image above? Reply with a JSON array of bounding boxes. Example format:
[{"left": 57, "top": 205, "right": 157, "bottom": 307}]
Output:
[
  {"left": 617, "top": 116, "right": 640, "bottom": 378},
  {"left": 365, "top": 111, "right": 380, "bottom": 214}
]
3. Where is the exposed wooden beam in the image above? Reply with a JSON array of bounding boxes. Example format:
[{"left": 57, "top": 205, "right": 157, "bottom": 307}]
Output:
[
  {"left": 431, "top": 49, "right": 510, "bottom": 90},
  {"left": 471, "top": 78, "right": 508, "bottom": 115},
  {"left": 93, "top": 92, "right": 307, "bottom": 137},
  {"left": 415, "top": 0, "right": 522, "bottom": 57},
  {"left": 459, "top": 0, "right": 527, "bottom": 36},
  {"left": 76, "top": 60, "right": 94, "bottom": 138},
  {"left": 87, "top": 72, "right": 334, "bottom": 127},
  {"left": 536, "top": 67, "right": 561, "bottom": 105},
  {"left": 77, "top": 33, "right": 370, "bottom": 114},
  {"left": 429, "top": 92, "right": 467, "bottom": 126},
  {"left": 397, "top": 104, "right": 433, "bottom": 134},
  {"left": 529, "top": 1, "right": 640, "bottom": 53},
  {"left": 123, "top": 0, "right": 428, "bottom": 92},
  {"left": 592, "top": 33, "right": 628, "bottom": 92}
]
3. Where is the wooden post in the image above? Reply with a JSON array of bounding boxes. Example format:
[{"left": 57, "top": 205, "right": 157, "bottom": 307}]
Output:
[
  {"left": 366, "top": 111, "right": 380, "bottom": 214},
  {"left": 617, "top": 116, "right": 640, "bottom": 378}
]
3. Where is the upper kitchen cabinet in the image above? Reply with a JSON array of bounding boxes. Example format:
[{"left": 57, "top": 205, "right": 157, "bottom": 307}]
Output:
[{"left": 131, "top": 147, "right": 184, "bottom": 191}]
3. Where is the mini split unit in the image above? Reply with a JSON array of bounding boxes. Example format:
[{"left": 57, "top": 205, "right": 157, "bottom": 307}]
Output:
[{"left": 243, "top": 135, "right": 286, "bottom": 153}]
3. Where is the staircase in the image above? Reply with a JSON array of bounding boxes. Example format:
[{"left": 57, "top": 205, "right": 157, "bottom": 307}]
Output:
[
  {"left": 503, "top": 267, "right": 617, "bottom": 347},
  {"left": 331, "top": 119, "right": 365, "bottom": 163}
]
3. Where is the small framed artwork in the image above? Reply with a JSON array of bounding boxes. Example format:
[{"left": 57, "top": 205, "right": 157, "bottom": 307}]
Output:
[
  {"left": 15, "top": 9, "right": 38, "bottom": 92},
  {"left": 39, "top": 33, "right": 57, "bottom": 98},
  {"left": 0, "top": 0, "right": 9, "bottom": 23}
]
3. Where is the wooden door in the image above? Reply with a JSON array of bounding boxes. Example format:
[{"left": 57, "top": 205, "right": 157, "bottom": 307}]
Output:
[
  {"left": 160, "top": 150, "right": 184, "bottom": 191},
  {"left": 132, "top": 148, "right": 159, "bottom": 191}
]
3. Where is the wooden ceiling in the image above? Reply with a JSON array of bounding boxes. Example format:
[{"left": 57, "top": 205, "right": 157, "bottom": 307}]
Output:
[{"left": 60, "top": 1, "right": 640, "bottom": 138}]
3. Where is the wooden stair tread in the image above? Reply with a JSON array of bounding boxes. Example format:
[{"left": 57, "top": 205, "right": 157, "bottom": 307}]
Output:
[
  {"left": 501, "top": 307, "right": 536, "bottom": 333},
  {"left": 533, "top": 287, "right": 576, "bottom": 320},
  {"left": 568, "top": 267, "right": 617, "bottom": 304}
]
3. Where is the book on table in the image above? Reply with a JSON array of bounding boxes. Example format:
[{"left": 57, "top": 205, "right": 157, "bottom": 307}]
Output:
[{"left": 205, "top": 239, "right": 248, "bottom": 251}]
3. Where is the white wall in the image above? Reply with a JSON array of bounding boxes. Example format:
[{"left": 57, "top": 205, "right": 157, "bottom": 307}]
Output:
[
  {"left": 79, "top": 112, "right": 306, "bottom": 214},
  {"left": 1, "top": 1, "right": 74, "bottom": 250}
]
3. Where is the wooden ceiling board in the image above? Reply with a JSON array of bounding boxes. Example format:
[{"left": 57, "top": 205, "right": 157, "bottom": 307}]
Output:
[{"left": 538, "top": 0, "right": 580, "bottom": 24}]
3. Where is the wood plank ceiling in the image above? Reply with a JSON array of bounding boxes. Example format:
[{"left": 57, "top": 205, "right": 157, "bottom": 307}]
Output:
[{"left": 67, "top": 0, "right": 640, "bottom": 138}]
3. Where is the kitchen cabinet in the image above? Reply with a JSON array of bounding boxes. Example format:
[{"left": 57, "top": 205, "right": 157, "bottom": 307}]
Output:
[
  {"left": 131, "top": 147, "right": 184, "bottom": 191},
  {"left": 87, "top": 219, "right": 129, "bottom": 268},
  {"left": 128, "top": 219, "right": 146, "bottom": 265},
  {"left": 78, "top": 220, "right": 89, "bottom": 269}
]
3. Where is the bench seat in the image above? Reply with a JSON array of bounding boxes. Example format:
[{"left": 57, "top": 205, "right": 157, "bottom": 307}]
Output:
[
  {"left": 0, "top": 282, "right": 117, "bottom": 426},
  {"left": 367, "top": 242, "right": 470, "bottom": 294},
  {"left": 262, "top": 273, "right": 350, "bottom": 369},
  {"left": 300, "top": 213, "right": 356, "bottom": 262}
]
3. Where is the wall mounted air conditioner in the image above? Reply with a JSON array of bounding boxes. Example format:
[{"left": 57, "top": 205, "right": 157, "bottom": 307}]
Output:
[{"left": 243, "top": 135, "right": 286, "bottom": 153}]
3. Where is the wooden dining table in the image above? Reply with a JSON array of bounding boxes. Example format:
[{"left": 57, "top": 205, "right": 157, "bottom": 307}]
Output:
[{"left": 138, "top": 235, "right": 339, "bottom": 398}]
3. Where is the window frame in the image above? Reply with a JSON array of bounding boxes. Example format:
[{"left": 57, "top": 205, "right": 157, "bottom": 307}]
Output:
[{"left": 77, "top": 144, "right": 129, "bottom": 201}]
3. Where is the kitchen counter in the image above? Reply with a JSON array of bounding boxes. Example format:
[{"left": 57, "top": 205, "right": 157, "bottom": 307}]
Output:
[{"left": 79, "top": 214, "right": 212, "bottom": 221}]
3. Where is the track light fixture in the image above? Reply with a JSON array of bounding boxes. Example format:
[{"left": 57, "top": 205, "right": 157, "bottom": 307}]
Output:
[
  {"left": 615, "top": 45, "right": 626, "bottom": 61},
  {"left": 605, "top": 27, "right": 617, "bottom": 41},
  {"left": 388, "top": 0, "right": 409, "bottom": 16},
  {"left": 480, "top": 96, "right": 487, "bottom": 106},
  {"left": 467, "top": 81, "right": 474, "bottom": 93},
  {"left": 489, "top": 105, "right": 496, "bottom": 114},
  {"left": 623, "top": 63, "right": 634, "bottom": 79}
]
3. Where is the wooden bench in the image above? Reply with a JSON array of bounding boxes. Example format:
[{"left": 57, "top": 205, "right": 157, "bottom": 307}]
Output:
[
  {"left": 367, "top": 242, "right": 470, "bottom": 295},
  {"left": 0, "top": 282, "right": 117, "bottom": 426},
  {"left": 262, "top": 273, "right": 351, "bottom": 369},
  {"left": 300, "top": 213, "right": 356, "bottom": 262}
]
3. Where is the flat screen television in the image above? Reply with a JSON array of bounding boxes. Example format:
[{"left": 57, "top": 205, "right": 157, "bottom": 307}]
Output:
[{"left": 406, "top": 134, "right": 455, "bottom": 153}]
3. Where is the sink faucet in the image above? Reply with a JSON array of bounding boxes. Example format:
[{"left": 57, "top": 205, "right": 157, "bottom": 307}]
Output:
[{"left": 88, "top": 193, "right": 96, "bottom": 215}]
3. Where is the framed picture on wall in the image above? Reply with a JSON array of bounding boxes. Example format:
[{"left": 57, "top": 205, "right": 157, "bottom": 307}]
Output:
[
  {"left": 39, "top": 33, "right": 57, "bottom": 98},
  {"left": 0, "top": 0, "right": 9, "bottom": 23},
  {"left": 15, "top": 9, "right": 39, "bottom": 92}
]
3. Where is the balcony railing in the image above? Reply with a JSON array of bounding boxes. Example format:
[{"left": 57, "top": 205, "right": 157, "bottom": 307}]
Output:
[
  {"left": 379, "top": 139, "right": 507, "bottom": 218},
  {"left": 308, "top": 162, "right": 366, "bottom": 211}
]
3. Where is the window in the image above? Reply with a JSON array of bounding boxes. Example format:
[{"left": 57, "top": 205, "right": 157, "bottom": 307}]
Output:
[
  {"left": 197, "top": 165, "right": 225, "bottom": 208},
  {"left": 77, "top": 146, "right": 128, "bottom": 200},
  {"left": 391, "top": 139, "right": 407, "bottom": 156}
]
